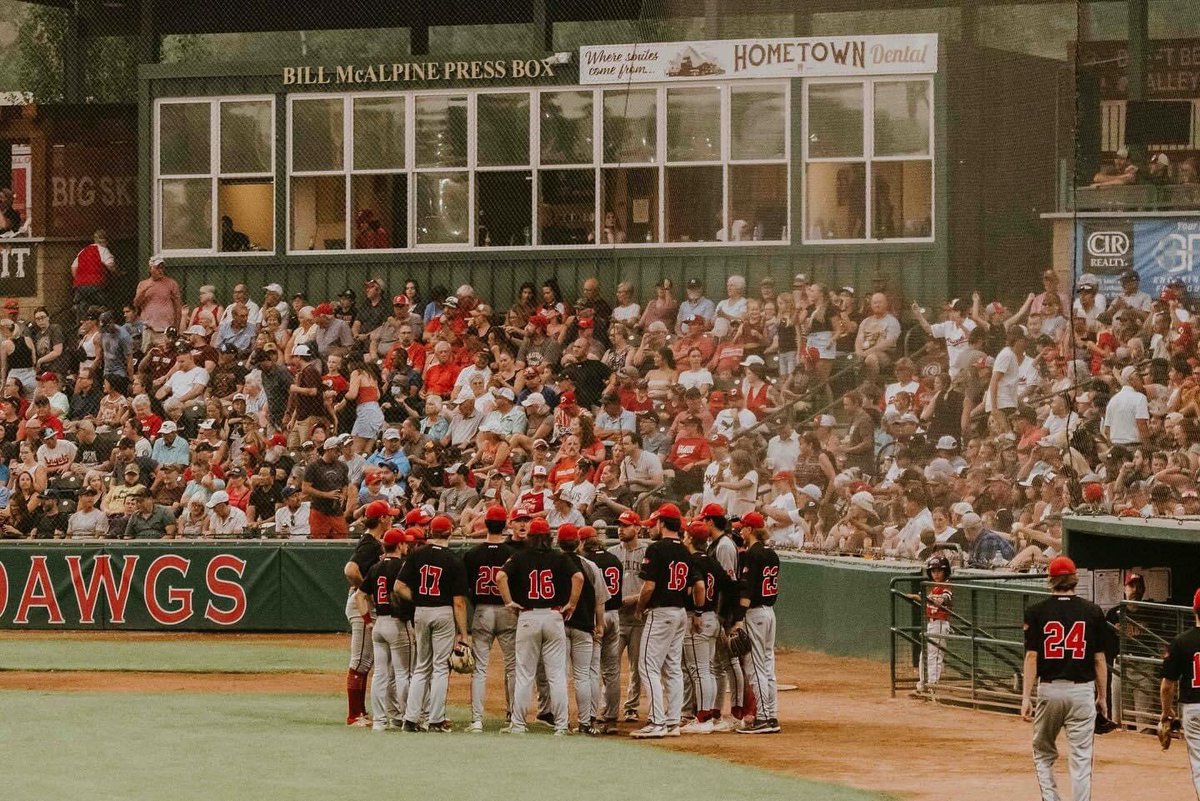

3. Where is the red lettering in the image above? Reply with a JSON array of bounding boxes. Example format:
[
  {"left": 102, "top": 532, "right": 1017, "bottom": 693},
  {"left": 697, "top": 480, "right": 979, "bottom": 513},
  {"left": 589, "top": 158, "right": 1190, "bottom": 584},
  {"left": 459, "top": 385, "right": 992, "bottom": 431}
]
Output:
[
  {"left": 761, "top": 565, "right": 780, "bottom": 597},
  {"left": 528, "top": 569, "right": 555, "bottom": 600},
  {"left": 204, "top": 555, "right": 247, "bottom": 626},
  {"left": 1043, "top": 620, "right": 1087, "bottom": 660},
  {"left": 0, "top": 560, "right": 7, "bottom": 620},
  {"left": 66, "top": 554, "right": 138, "bottom": 625},
  {"left": 667, "top": 561, "right": 689, "bottom": 592},
  {"left": 144, "top": 555, "right": 193, "bottom": 625},
  {"left": 475, "top": 566, "right": 501, "bottom": 598},
  {"left": 14, "top": 556, "right": 64, "bottom": 625},
  {"left": 418, "top": 565, "right": 443, "bottom": 596},
  {"left": 1192, "top": 652, "right": 1200, "bottom": 689}
]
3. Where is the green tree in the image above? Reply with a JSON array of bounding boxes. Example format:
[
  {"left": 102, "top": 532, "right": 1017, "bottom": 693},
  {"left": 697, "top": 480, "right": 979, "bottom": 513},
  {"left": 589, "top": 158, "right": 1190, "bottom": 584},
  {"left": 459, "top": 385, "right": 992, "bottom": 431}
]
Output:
[{"left": 16, "top": 3, "right": 65, "bottom": 102}]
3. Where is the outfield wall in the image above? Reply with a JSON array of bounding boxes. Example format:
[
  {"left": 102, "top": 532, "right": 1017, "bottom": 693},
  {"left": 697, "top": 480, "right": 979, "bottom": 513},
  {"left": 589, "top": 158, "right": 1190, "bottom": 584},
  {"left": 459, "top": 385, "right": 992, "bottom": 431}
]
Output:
[{"left": 0, "top": 543, "right": 913, "bottom": 658}]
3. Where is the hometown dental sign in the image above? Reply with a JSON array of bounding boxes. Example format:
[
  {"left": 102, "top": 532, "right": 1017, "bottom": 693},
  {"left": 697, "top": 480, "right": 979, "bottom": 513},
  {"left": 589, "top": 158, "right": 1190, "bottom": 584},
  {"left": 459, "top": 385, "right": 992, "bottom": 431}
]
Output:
[{"left": 580, "top": 34, "right": 938, "bottom": 84}]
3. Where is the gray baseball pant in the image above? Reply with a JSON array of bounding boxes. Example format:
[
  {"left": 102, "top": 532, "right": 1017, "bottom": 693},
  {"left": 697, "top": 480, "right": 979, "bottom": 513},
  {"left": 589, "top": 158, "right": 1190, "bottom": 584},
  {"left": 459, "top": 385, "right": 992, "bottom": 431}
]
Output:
[
  {"left": 404, "top": 606, "right": 456, "bottom": 725},
  {"left": 370, "top": 615, "right": 414, "bottom": 724},
  {"left": 470, "top": 604, "right": 517, "bottom": 723},
  {"left": 715, "top": 626, "right": 745, "bottom": 713},
  {"left": 744, "top": 606, "right": 778, "bottom": 722},
  {"left": 511, "top": 608, "right": 569, "bottom": 734},
  {"left": 683, "top": 611, "right": 720, "bottom": 715},
  {"left": 345, "top": 591, "right": 373, "bottom": 673},
  {"left": 1032, "top": 680, "right": 1096, "bottom": 801},
  {"left": 640, "top": 607, "right": 686, "bottom": 727},
  {"left": 567, "top": 626, "right": 595, "bottom": 725},
  {"left": 619, "top": 611, "right": 644, "bottom": 717},
  {"left": 591, "top": 610, "right": 621, "bottom": 721},
  {"left": 1183, "top": 703, "right": 1200, "bottom": 797}
]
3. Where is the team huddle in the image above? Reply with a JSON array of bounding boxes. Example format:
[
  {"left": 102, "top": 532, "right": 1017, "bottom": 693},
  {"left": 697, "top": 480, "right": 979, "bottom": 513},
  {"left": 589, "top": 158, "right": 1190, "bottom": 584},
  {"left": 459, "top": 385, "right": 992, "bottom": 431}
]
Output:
[{"left": 341, "top": 500, "right": 780, "bottom": 736}]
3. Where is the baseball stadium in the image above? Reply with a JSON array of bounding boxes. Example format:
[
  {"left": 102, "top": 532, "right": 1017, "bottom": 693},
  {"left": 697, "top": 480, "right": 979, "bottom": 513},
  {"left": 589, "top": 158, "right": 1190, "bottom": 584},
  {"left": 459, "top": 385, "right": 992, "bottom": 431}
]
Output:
[{"left": 2, "top": 0, "right": 1200, "bottom": 799}]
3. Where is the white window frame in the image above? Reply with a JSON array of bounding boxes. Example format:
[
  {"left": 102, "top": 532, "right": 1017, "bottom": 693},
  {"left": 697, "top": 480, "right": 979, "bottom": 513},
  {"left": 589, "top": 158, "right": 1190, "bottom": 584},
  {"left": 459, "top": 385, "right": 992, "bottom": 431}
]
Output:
[
  {"left": 153, "top": 95, "right": 276, "bottom": 257},
  {"left": 801, "top": 76, "right": 935, "bottom": 245}
]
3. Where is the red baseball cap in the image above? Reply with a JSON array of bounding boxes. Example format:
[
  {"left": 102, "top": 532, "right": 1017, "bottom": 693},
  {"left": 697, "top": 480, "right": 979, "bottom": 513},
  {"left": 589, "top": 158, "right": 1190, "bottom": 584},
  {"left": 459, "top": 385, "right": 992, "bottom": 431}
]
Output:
[
  {"left": 577, "top": 525, "right": 597, "bottom": 541},
  {"left": 708, "top": 434, "right": 729, "bottom": 447},
  {"left": 38, "top": 371, "right": 57, "bottom": 383},
  {"left": 557, "top": 523, "right": 579, "bottom": 543},
  {"left": 363, "top": 500, "right": 399, "bottom": 519},
  {"left": 1048, "top": 556, "right": 1076, "bottom": 577},
  {"left": 560, "top": 390, "right": 577, "bottom": 406},
  {"left": 392, "top": 294, "right": 409, "bottom": 306},
  {"left": 700, "top": 503, "right": 725, "bottom": 519},
  {"left": 528, "top": 314, "right": 548, "bottom": 329},
  {"left": 617, "top": 511, "right": 641, "bottom": 527},
  {"left": 405, "top": 526, "right": 426, "bottom": 543},
  {"left": 510, "top": 507, "right": 533, "bottom": 521},
  {"left": 1124, "top": 573, "right": 1143, "bottom": 587},
  {"left": 687, "top": 520, "right": 710, "bottom": 539},
  {"left": 652, "top": 503, "right": 682, "bottom": 521},
  {"left": 740, "top": 511, "right": 766, "bottom": 529},
  {"left": 485, "top": 505, "right": 507, "bottom": 523},
  {"left": 382, "top": 528, "right": 404, "bottom": 547},
  {"left": 529, "top": 518, "right": 551, "bottom": 536},
  {"left": 1193, "top": 587, "right": 1200, "bottom": 612},
  {"left": 405, "top": 508, "right": 431, "bottom": 526},
  {"left": 314, "top": 302, "right": 335, "bottom": 316},
  {"left": 430, "top": 515, "right": 453, "bottom": 534}
]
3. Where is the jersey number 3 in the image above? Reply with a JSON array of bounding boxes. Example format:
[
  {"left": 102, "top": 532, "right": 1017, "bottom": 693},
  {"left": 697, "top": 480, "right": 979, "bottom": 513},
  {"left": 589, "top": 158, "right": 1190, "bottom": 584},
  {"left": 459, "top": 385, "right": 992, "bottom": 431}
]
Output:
[
  {"left": 418, "top": 565, "right": 443, "bottom": 596},
  {"left": 603, "top": 566, "right": 621, "bottom": 597},
  {"left": 1043, "top": 620, "right": 1086, "bottom": 660}
]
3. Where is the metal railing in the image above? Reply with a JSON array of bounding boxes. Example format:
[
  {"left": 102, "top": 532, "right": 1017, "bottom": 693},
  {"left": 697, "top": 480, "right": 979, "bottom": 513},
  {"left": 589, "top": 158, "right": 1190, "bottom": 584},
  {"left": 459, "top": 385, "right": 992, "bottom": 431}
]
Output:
[
  {"left": 1112, "top": 599, "right": 1192, "bottom": 730},
  {"left": 890, "top": 574, "right": 1049, "bottom": 712}
]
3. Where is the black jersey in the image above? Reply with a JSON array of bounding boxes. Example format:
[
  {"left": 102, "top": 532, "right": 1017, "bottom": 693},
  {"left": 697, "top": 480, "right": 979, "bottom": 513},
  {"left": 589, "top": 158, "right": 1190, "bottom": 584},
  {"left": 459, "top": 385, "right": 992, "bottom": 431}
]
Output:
[
  {"left": 586, "top": 546, "right": 623, "bottom": 613},
  {"left": 362, "top": 556, "right": 405, "bottom": 617},
  {"left": 1023, "top": 594, "right": 1107, "bottom": 683},
  {"left": 562, "top": 552, "right": 597, "bottom": 632},
  {"left": 505, "top": 536, "right": 528, "bottom": 551},
  {"left": 349, "top": 533, "right": 382, "bottom": 582},
  {"left": 639, "top": 537, "right": 700, "bottom": 609},
  {"left": 397, "top": 543, "right": 468, "bottom": 607},
  {"left": 503, "top": 546, "right": 579, "bottom": 609},
  {"left": 463, "top": 541, "right": 515, "bottom": 606},
  {"left": 1161, "top": 627, "right": 1200, "bottom": 705},
  {"left": 689, "top": 552, "right": 736, "bottom": 614},
  {"left": 738, "top": 541, "right": 780, "bottom": 608}
]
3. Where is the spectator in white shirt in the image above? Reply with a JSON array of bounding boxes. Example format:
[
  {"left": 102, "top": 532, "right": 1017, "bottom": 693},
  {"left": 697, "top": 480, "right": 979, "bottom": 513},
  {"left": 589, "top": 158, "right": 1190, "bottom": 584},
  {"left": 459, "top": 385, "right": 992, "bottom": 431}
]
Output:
[
  {"left": 884, "top": 358, "right": 921, "bottom": 413},
  {"left": 912, "top": 298, "right": 976, "bottom": 379},
  {"left": 987, "top": 327, "right": 1028, "bottom": 423},
  {"left": 66, "top": 487, "right": 108, "bottom": 539},
  {"left": 155, "top": 348, "right": 209, "bottom": 420},
  {"left": 594, "top": 392, "right": 636, "bottom": 444},
  {"left": 36, "top": 427, "right": 77, "bottom": 476},
  {"left": 274, "top": 486, "right": 311, "bottom": 539},
  {"left": 1104, "top": 365, "right": 1150, "bottom": 446},
  {"left": 206, "top": 490, "right": 248, "bottom": 537},
  {"left": 765, "top": 417, "right": 800, "bottom": 474}
]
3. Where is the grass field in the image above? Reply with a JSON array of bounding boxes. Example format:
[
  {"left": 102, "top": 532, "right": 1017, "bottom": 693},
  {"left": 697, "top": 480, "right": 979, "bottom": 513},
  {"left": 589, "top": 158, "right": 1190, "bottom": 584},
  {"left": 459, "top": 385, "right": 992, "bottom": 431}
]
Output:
[{"left": 2, "top": 635, "right": 892, "bottom": 801}]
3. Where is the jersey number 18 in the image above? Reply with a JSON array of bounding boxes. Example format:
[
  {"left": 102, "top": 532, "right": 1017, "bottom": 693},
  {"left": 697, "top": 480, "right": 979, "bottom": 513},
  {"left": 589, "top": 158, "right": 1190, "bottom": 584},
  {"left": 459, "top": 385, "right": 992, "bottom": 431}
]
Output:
[{"left": 666, "top": 561, "right": 689, "bottom": 591}]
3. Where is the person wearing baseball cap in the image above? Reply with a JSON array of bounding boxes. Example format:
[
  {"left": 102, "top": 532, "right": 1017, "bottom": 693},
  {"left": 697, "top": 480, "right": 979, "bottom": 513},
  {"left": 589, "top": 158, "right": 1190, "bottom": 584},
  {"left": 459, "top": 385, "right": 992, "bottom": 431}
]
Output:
[
  {"left": 461, "top": 505, "right": 518, "bottom": 733},
  {"left": 341, "top": 491, "right": 397, "bottom": 726},
  {"left": 631, "top": 502, "right": 704, "bottom": 739},
  {"left": 1159, "top": 587, "right": 1200, "bottom": 783},
  {"left": 680, "top": 517, "right": 736, "bottom": 734},
  {"left": 394, "top": 511, "right": 470, "bottom": 733},
  {"left": 205, "top": 490, "right": 248, "bottom": 537},
  {"left": 698, "top": 497, "right": 742, "bottom": 730},
  {"left": 352, "top": 519, "right": 410, "bottom": 731},
  {"left": 606, "top": 507, "right": 648, "bottom": 723},
  {"left": 577, "top": 522, "right": 624, "bottom": 734},
  {"left": 728, "top": 509, "right": 781, "bottom": 734},
  {"left": 555, "top": 520, "right": 609, "bottom": 734},
  {"left": 1020, "top": 555, "right": 1108, "bottom": 800}
]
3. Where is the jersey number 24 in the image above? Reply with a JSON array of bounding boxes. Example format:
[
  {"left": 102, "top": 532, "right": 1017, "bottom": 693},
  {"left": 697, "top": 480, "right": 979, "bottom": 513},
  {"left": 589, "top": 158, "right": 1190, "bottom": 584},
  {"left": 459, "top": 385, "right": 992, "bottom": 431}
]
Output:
[{"left": 1043, "top": 620, "right": 1086, "bottom": 660}]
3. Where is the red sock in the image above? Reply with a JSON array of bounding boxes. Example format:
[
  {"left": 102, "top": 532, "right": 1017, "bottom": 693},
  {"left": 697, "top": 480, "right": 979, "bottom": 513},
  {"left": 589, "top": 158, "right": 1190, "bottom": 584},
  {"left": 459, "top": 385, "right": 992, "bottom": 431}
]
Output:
[
  {"left": 745, "top": 686, "right": 757, "bottom": 720},
  {"left": 346, "top": 669, "right": 360, "bottom": 721},
  {"left": 730, "top": 705, "right": 743, "bottom": 720},
  {"left": 711, "top": 709, "right": 723, "bottom": 721},
  {"left": 696, "top": 710, "right": 712, "bottom": 723},
  {"left": 354, "top": 671, "right": 370, "bottom": 719}
]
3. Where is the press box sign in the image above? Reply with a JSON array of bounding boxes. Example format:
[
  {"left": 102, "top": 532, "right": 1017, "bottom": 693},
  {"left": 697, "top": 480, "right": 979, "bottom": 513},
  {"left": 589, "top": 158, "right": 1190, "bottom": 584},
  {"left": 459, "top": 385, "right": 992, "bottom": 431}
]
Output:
[{"left": 1082, "top": 222, "right": 1133, "bottom": 275}]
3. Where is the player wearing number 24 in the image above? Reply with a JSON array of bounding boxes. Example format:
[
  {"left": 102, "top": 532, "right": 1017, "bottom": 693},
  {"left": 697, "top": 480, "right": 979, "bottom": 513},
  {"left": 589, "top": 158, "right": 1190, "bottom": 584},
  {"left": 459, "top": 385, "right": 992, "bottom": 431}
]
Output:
[{"left": 1020, "top": 556, "right": 1107, "bottom": 801}]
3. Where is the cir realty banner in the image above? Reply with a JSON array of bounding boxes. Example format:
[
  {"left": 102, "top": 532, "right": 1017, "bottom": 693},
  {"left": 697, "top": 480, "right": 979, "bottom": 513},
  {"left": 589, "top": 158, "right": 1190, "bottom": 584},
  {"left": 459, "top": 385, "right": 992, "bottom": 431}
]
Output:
[
  {"left": 580, "top": 34, "right": 938, "bottom": 84},
  {"left": 1076, "top": 217, "right": 1200, "bottom": 296}
]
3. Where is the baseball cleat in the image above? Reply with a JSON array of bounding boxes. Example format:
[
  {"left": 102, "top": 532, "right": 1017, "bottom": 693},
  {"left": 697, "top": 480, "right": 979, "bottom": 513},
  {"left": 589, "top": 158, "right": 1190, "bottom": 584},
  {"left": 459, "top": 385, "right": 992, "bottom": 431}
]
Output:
[
  {"left": 737, "top": 719, "right": 781, "bottom": 734},
  {"left": 500, "top": 724, "right": 524, "bottom": 734},
  {"left": 599, "top": 719, "right": 619, "bottom": 735},
  {"left": 428, "top": 720, "right": 453, "bottom": 733},
  {"left": 348, "top": 715, "right": 372, "bottom": 728},
  {"left": 467, "top": 720, "right": 484, "bottom": 733},
  {"left": 680, "top": 719, "right": 714, "bottom": 735},
  {"left": 535, "top": 712, "right": 555, "bottom": 728},
  {"left": 400, "top": 721, "right": 421, "bottom": 733},
  {"left": 622, "top": 711, "right": 639, "bottom": 723},
  {"left": 630, "top": 724, "right": 668, "bottom": 739},
  {"left": 709, "top": 718, "right": 735, "bottom": 732},
  {"left": 664, "top": 725, "right": 681, "bottom": 737},
  {"left": 371, "top": 722, "right": 387, "bottom": 732}
]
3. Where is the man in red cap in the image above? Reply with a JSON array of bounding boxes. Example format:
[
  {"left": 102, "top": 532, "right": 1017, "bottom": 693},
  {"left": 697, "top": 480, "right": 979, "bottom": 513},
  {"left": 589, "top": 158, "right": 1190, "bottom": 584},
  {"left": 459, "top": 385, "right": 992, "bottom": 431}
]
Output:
[
  {"left": 1159, "top": 587, "right": 1200, "bottom": 795},
  {"left": 609, "top": 509, "right": 647, "bottom": 722},
  {"left": 1020, "top": 556, "right": 1107, "bottom": 799},
  {"left": 679, "top": 518, "right": 738, "bottom": 734},
  {"left": 557, "top": 522, "right": 609, "bottom": 734},
  {"left": 462, "top": 506, "right": 518, "bottom": 732},
  {"left": 506, "top": 507, "right": 532, "bottom": 549},
  {"left": 732, "top": 511, "right": 781, "bottom": 734},
  {"left": 580, "top": 525, "right": 623, "bottom": 734},
  {"left": 631, "top": 503, "right": 704, "bottom": 739},
  {"left": 395, "top": 514, "right": 469, "bottom": 732},
  {"left": 341, "top": 499, "right": 397, "bottom": 726},
  {"left": 312, "top": 301, "right": 353, "bottom": 356},
  {"left": 497, "top": 516, "right": 583, "bottom": 735},
  {"left": 354, "top": 526, "right": 411, "bottom": 731},
  {"left": 700, "top": 502, "right": 745, "bottom": 730}
]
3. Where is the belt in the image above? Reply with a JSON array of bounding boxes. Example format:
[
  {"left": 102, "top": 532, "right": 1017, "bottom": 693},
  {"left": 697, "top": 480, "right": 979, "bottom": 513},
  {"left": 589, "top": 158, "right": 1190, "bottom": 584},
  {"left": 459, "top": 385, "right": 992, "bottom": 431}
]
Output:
[{"left": 1041, "top": 679, "right": 1092, "bottom": 685}]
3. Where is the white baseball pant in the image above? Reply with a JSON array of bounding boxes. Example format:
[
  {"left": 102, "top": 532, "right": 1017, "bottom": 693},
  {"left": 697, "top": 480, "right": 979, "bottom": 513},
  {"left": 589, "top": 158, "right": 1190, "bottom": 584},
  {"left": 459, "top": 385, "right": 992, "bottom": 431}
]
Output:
[
  {"left": 470, "top": 604, "right": 517, "bottom": 723},
  {"left": 683, "top": 611, "right": 720, "bottom": 716},
  {"left": 345, "top": 591, "right": 374, "bottom": 673},
  {"left": 404, "top": 606, "right": 456, "bottom": 725},
  {"left": 921, "top": 618, "right": 950, "bottom": 689},
  {"left": 639, "top": 607, "right": 687, "bottom": 727},
  {"left": 1183, "top": 703, "right": 1200, "bottom": 797},
  {"left": 511, "top": 608, "right": 569, "bottom": 734},
  {"left": 744, "top": 606, "right": 778, "bottom": 722},
  {"left": 567, "top": 626, "right": 595, "bottom": 725},
  {"left": 1032, "top": 680, "right": 1096, "bottom": 801},
  {"left": 619, "top": 612, "right": 644, "bottom": 717},
  {"left": 591, "top": 610, "right": 621, "bottom": 721},
  {"left": 370, "top": 615, "right": 414, "bottom": 724}
]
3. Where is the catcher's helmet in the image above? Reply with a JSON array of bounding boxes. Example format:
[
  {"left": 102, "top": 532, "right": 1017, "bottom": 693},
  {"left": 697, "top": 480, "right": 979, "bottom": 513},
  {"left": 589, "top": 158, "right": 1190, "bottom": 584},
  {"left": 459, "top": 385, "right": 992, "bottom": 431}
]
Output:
[
  {"left": 449, "top": 641, "right": 476, "bottom": 674},
  {"left": 924, "top": 554, "right": 951, "bottom": 578}
]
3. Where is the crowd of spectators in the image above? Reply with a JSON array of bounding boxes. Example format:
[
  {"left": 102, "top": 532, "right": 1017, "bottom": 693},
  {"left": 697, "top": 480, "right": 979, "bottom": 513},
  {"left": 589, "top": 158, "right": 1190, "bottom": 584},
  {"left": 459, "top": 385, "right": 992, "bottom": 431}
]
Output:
[
  {"left": 4, "top": 239, "right": 1196, "bottom": 572},
  {"left": 1091, "top": 146, "right": 1200, "bottom": 187}
]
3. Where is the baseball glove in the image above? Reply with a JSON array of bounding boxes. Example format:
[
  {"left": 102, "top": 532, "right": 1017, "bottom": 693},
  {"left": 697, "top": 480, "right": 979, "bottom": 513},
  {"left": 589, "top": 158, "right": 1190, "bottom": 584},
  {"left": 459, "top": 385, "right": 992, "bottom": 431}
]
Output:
[
  {"left": 1158, "top": 716, "right": 1174, "bottom": 751},
  {"left": 449, "top": 641, "right": 476, "bottom": 674},
  {"left": 727, "top": 627, "right": 752, "bottom": 658},
  {"left": 1094, "top": 713, "right": 1120, "bottom": 735}
]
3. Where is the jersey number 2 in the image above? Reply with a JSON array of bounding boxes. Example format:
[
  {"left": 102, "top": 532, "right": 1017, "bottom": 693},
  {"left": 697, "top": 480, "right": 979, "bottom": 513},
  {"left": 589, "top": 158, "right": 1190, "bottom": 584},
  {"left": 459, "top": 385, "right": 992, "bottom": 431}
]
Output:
[
  {"left": 528, "top": 570, "right": 555, "bottom": 600},
  {"left": 666, "top": 561, "right": 689, "bottom": 591},
  {"left": 1043, "top": 620, "right": 1086, "bottom": 660},
  {"left": 375, "top": 576, "right": 390, "bottom": 605},
  {"left": 418, "top": 565, "right": 443, "bottom": 596},
  {"left": 1191, "top": 652, "right": 1200, "bottom": 689}
]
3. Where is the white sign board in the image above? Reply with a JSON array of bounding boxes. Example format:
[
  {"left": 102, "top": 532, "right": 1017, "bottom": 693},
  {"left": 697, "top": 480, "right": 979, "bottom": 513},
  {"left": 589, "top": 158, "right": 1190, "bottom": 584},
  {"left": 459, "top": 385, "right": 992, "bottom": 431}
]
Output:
[{"left": 580, "top": 34, "right": 938, "bottom": 84}]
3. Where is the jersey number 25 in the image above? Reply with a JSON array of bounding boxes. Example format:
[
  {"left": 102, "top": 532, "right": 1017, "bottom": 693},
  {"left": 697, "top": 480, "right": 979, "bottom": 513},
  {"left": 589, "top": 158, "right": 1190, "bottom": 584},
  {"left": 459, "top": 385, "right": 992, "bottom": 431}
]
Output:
[
  {"left": 475, "top": 566, "right": 501, "bottom": 597},
  {"left": 1043, "top": 620, "right": 1086, "bottom": 660}
]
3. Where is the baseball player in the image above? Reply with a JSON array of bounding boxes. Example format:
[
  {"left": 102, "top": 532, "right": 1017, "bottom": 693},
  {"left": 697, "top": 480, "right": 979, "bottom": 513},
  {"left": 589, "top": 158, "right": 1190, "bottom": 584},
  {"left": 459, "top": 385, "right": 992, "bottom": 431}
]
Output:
[
  {"left": 341, "top": 499, "right": 396, "bottom": 726},
  {"left": 701, "top": 503, "right": 746, "bottom": 731},
  {"left": 919, "top": 555, "right": 952, "bottom": 691},
  {"left": 463, "top": 506, "right": 517, "bottom": 732},
  {"left": 506, "top": 507, "right": 532, "bottom": 549},
  {"left": 498, "top": 517, "right": 583, "bottom": 735},
  {"left": 631, "top": 503, "right": 704, "bottom": 739},
  {"left": 1020, "top": 556, "right": 1107, "bottom": 801},
  {"left": 1158, "top": 587, "right": 1200, "bottom": 796},
  {"left": 395, "top": 514, "right": 469, "bottom": 732},
  {"left": 355, "top": 527, "right": 410, "bottom": 731},
  {"left": 681, "top": 518, "right": 736, "bottom": 734},
  {"left": 733, "top": 511, "right": 781, "bottom": 734},
  {"left": 608, "top": 510, "right": 647, "bottom": 722},
  {"left": 582, "top": 524, "right": 623, "bottom": 734},
  {"left": 558, "top": 523, "right": 609, "bottom": 734}
]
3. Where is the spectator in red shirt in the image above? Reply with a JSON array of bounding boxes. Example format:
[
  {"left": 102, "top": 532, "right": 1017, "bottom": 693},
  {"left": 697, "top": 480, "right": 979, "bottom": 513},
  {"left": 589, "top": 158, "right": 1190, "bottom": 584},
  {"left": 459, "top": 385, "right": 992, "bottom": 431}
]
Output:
[
  {"left": 422, "top": 341, "right": 461, "bottom": 398},
  {"left": 71, "top": 229, "right": 116, "bottom": 317},
  {"left": 548, "top": 433, "right": 582, "bottom": 489},
  {"left": 667, "top": 415, "right": 712, "bottom": 496}
]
